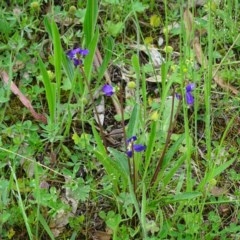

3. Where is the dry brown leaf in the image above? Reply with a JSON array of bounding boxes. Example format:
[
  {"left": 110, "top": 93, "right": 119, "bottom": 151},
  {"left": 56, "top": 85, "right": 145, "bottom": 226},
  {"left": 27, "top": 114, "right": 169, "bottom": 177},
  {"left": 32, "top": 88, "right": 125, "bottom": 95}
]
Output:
[
  {"left": 210, "top": 186, "right": 228, "bottom": 197},
  {"left": 49, "top": 209, "right": 73, "bottom": 237},
  {"left": 192, "top": 37, "right": 208, "bottom": 68},
  {"left": 146, "top": 75, "right": 162, "bottom": 83},
  {"left": 94, "top": 97, "right": 105, "bottom": 126},
  {"left": 93, "top": 230, "right": 112, "bottom": 240},
  {"left": 183, "top": 9, "right": 194, "bottom": 44},
  {"left": 0, "top": 70, "right": 47, "bottom": 123},
  {"left": 130, "top": 44, "right": 165, "bottom": 67}
]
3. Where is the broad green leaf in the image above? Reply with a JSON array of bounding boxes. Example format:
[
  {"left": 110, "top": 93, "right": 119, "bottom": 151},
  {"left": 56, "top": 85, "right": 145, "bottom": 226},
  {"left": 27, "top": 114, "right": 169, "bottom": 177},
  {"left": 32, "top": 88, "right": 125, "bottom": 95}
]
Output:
[{"left": 108, "top": 147, "right": 129, "bottom": 177}]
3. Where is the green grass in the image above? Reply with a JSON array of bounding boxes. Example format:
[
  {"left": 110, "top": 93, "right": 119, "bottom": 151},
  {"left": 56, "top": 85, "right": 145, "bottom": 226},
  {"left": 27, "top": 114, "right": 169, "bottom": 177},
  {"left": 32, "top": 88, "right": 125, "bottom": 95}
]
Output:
[{"left": 0, "top": 0, "right": 240, "bottom": 239}]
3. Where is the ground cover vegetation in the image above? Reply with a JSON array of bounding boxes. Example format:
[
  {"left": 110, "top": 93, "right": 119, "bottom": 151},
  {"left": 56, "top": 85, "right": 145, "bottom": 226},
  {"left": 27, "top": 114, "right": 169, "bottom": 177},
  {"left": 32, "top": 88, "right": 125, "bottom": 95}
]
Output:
[{"left": 0, "top": 0, "right": 240, "bottom": 239}]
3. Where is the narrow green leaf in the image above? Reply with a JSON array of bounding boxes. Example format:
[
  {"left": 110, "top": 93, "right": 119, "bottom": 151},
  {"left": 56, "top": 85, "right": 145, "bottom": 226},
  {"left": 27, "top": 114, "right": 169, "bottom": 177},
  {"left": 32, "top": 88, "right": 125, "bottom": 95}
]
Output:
[
  {"left": 84, "top": 27, "right": 99, "bottom": 82},
  {"left": 127, "top": 104, "right": 139, "bottom": 138},
  {"left": 108, "top": 147, "right": 129, "bottom": 177},
  {"left": 213, "top": 158, "right": 235, "bottom": 178},
  {"left": 97, "top": 37, "right": 114, "bottom": 82},
  {"left": 38, "top": 213, "right": 55, "bottom": 240},
  {"left": 83, "top": 0, "right": 98, "bottom": 46},
  {"left": 162, "top": 96, "right": 179, "bottom": 134},
  {"left": 51, "top": 20, "right": 62, "bottom": 108},
  {"left": 39, "top": 58, "right": 55, "bottom": 123},
  {"left": 143, "top": 121, "right": 157, "bottom": 180},
  {"left": 131, "top": 54, "right": 141, "bottom": 101},
  {"left": 94, "top": 150, "right": 120, "bottom": 191},
  {"left": 163, "top": 154, "right": 186, "bottom": 186},
  {"left": 163, "top": 192, "right": 202, "bottom": 203},
  {"left": 162, "top": 133, "right": 185, "bottom": 168},
  {"left": 140, "top": 183, "right": 147, "bottom": 238},
  {"left": 43, "top": 17, "right": 52, "bottom": 39},
  {"left": 91, "top": 123, "right": 107, "bottom": 155},
  {"left": 62, "top": 51, "right": 74, "bottom": 81}
]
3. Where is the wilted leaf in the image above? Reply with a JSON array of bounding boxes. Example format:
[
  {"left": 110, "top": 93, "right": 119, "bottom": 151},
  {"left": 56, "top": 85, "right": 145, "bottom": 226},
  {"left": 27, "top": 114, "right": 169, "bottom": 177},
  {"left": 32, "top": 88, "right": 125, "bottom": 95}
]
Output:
[
  {"left": 50, "top": 209, "right": 73, "bottom": 237},
  {"left": 95, "top": 97, "right": 105, "bottom": 126},
  {"left": 93, "top": 230, "right": 112, "bottom": 240},
  {"left": 130, "top": 44, "right": 165, "bottom": 67},
  {"left": 210, "top": 186, "right": 228, "bottom": 197}
]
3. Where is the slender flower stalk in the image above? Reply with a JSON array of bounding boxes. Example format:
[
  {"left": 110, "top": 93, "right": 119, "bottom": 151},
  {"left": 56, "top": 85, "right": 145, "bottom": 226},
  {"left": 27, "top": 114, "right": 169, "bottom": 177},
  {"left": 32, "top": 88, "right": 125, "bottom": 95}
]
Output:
[
  {"left": 67, "top": 48, "right": 107, "bottom": 150},
  {"left": 126, "top": 136, "right": 146, "bottom": 192}
]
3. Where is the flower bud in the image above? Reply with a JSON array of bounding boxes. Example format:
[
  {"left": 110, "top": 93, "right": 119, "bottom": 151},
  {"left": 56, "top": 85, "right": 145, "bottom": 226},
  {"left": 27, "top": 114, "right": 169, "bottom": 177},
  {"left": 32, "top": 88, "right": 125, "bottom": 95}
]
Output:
[
  {"left": 68, "top": 6, "right": 77, "bottom": 16},
  {"left": 150, "top": 111, "right": 159, "bottom": 121},
  {"left": 163, "top": 45, "right": 173, "bottom": 54},
  {"left": 47, "top": 70, "right": 55, "bottom": 80},
  {"left": 209, "top": 178, "right": 217, "bottom": 186},
  {"left": 127, "top": 81, "right": 136, "bottom": 89},
  {"left": 30, "top": 1, "right": 40, "bottom": 11}
]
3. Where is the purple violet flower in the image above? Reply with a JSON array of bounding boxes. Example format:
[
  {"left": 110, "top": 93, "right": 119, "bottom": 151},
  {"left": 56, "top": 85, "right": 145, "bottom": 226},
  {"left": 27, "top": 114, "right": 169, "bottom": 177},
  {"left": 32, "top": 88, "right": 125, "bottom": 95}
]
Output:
[
  {"left": 126, "top": 136, "right": 146, "bottom": 158},
  {"left": 185, "top": 83, "right": 195, "bottom": 105},
  {"left": 67, "top": 48, "right": 89, "bottom": 66},
  {"left": 102, "top": 84, "right": 114, "bottom": 96}
]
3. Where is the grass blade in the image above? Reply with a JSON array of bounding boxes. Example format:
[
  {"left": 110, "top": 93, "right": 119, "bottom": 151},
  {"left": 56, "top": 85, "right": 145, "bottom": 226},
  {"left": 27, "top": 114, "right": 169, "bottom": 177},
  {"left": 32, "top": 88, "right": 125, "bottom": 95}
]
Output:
[
  {"left": 39, "top": 58, "right": 56, "bottom": 123},
  {"left": 9, "top": 162, "right": 33, "bottom": 240},
  {"left": 83, "top": 0, "right": 98, "bottom": 46}
]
